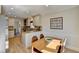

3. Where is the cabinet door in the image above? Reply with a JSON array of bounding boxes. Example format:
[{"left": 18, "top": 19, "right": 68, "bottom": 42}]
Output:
[
  {"left": 8, "top": 31, "right": 14, "bottom": 38},
  {"left": 8, "top": 18, "right": 15, "bottom": 26},
  {"left": 8, "top": 18, "right": 15, "bottom": 38},
  {"left": 33, "top": 16, "right": 41, "bottom": 26}
]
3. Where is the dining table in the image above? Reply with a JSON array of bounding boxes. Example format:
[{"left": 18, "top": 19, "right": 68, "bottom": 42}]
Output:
[{"left": 32, "top": 38, "right": 62, "bottom": 53}]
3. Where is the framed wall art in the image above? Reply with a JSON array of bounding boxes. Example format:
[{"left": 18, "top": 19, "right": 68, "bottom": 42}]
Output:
[{"left": 50, "top": 17, "right": 63, "bottom": 29}]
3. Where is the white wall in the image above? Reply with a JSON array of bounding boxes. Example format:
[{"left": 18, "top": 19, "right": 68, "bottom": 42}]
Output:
[{"left": 41, "top": 6, "right": 79, "bottom": 51}]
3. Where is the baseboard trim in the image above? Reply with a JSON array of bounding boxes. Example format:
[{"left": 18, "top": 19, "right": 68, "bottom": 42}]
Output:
[{"left": 66, "top": 46, "right": 79, "bottom": 52}]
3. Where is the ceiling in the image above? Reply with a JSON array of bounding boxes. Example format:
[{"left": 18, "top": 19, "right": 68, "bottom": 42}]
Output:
[{"left": 2, "top": 5, "right": 78, "bottom": 18}]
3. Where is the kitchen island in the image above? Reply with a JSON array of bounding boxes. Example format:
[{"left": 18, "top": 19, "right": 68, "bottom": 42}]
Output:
[{"left": 21, "top": 31, "right": 42, "bottom": 48}]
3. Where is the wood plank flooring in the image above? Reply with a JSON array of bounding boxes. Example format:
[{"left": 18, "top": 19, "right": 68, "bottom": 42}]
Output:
[
  {"left": 64, "top": 48, "right": 79, "bottom": 53},
  {"left": 7, "top": 36, "right": 78, "bottom": 53},
  {"left": 8, "top": 36, "right": 32, "bottom": 53}
]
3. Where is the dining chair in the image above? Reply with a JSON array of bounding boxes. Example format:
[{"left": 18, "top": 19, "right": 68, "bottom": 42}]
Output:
[
  {"left": 32, "top": 36, "right": 38, "bottom": 43},
  {"left": 32, "top": 36, "right": 38, "bottom": 53},
  {"left": 63, "top": 38, "right": 67, "bottom": 52},
  {"left": 61, "top": 37, "right": 67, "bottom": 53},
  {"left": 40, "top": 34, "right": 45, "bottom": 39},
  {"left": 53, "top": 37, "right": 67, "bottom": 53}
]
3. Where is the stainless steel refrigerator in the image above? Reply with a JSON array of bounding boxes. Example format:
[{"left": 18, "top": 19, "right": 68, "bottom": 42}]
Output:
[{"left": 0, "top": 15, "right": 8, "bottom": 53}]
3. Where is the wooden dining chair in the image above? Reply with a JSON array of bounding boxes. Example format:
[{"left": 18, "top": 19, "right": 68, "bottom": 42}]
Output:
[
  {"left": 40, "top": 34, "right": 45, "bottom": 39},
  {"left": 32, "top": 36, "right": 38, "bottom": 43},
  {"left": 32, "top": 36, "right": 39, "bottom": 53},
  {"left": 57, "top": 38, "right": 67, "bottom": 53},
  {"left": 62, "top": 37, "right": 67, "bottom": 53}
]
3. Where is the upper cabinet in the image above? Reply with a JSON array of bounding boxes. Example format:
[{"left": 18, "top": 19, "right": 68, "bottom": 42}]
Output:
[
  {"left": 22, "top": 15, "right": 42, "bottom": 31},
  {"left": 23, "top": 15, "right": 41, "bottom": 26},
  {"left": 8, "top": 17, "right": 15, "bottom": 26},
  {"left": 26, "top": 18, "right": 31, "bottom": 26},
  {"left": 33, "top": 15, "right": 41, "bottom": 26}
]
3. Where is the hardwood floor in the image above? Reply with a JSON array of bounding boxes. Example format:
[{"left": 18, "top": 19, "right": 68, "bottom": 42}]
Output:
[
  {"left": 7, "top": 36, "right": 78, "bottom": 53},
  {"left": 64, "top": 48, "right": 79, "bottom": 53},
  {"left": 8, "top": 36, "right": 32, "bottom": 53}
]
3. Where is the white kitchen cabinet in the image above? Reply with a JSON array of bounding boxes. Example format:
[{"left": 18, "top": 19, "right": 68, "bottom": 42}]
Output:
[
  {"left": 22, "top": 31, "right": 42, "bottom": 48},
  {"left": 27, "top": 17, "right": 31, "bottom": 26},
  {"left": 8, "top": 17, "right": 15, "bottom": 38},
  {"left": 8, "top": 31, "right": 14, "bottom": 38},
  {"left": 33, "top": 15, "right": 41, "bottom": 26},
  {"left": 8, "top": 17, "right": 15, "bottom": 26}
]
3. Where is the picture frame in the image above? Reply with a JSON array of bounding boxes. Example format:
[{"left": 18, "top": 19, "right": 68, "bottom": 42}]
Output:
[{"left": 50, "top": 17, "right": 63, "bottom": 29}]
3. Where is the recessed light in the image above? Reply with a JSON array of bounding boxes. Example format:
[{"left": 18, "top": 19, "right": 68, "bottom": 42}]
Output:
[{"left": 11, "top": 8, "right": 14, "bottom": 10}]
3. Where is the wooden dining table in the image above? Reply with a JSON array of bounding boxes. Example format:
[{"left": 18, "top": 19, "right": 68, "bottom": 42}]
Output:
[{"left": 32, "top": 38, "right": 61, "bottom": 53}]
